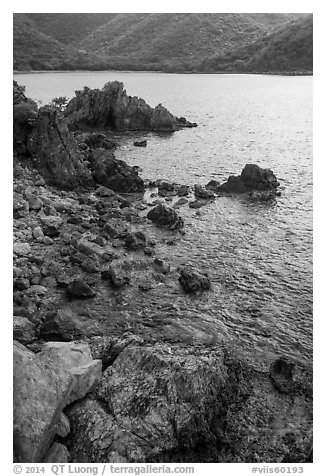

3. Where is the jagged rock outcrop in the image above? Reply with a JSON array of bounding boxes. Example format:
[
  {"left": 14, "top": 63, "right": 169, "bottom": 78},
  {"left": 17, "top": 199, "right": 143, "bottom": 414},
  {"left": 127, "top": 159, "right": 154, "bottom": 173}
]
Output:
[
  {"left": 65, "top": 343, "right": 243, "bottom": 462},
  {"left": 218, "top": 164, "right": 280, "bottom": 193},
  {"left": 88, "top": 149, "right": 145, "bottom": 193},
  {"left": 13, "top": 340, "right": 102, "bottom": 463},
  {"left": 65, "top": 82, "right": 196, "bottom": 132},
  {"left": 147, "top": 203, "right": 184, "bottom": 230},
  {"left": 27, "top": 106, "right": 93, "bottom": 190}
]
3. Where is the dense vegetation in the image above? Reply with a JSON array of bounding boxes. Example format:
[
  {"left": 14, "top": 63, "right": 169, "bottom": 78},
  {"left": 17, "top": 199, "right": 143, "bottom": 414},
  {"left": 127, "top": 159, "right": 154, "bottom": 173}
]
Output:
[
  {"left": 13, "top": 13, "right": 312, "bottom": 74},
  {"left": 199, "top": 15, "right": 313, "bottom": 73},
  {"left": 24, "top": 13, "right": 118, "bottom": 45}
]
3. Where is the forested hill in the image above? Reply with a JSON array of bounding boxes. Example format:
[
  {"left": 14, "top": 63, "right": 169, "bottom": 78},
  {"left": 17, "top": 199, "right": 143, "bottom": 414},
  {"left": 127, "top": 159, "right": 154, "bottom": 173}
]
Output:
[
  {"left": 13, "top": 13, "right": 312, "bottom": 73},
  {"left": 199, "top": 14, "right": 313, "bottom": 73}
]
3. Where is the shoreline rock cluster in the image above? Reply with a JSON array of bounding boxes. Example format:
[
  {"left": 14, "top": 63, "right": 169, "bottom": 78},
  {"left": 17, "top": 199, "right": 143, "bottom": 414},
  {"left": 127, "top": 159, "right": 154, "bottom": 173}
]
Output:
[{"left": 13, "top": 81, "right": 311, "bottom": 463}]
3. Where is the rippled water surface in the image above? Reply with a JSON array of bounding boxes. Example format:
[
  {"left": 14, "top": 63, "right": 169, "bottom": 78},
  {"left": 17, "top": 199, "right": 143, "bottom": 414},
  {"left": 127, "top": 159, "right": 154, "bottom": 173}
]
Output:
[{"left": 14, "top": 71, "right": 313, "bottom": 365}]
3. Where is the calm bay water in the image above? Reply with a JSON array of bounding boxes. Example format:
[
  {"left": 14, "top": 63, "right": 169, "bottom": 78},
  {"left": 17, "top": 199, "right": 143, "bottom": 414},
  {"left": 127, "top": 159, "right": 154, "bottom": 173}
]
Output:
[{"left": 14, "top": 71, "right": 313, "bottom": 365}]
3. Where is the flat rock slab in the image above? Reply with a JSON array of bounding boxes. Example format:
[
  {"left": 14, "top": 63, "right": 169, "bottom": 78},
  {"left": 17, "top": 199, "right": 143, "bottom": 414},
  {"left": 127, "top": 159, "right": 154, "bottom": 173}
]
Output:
[{"left": 14, "top": 341, "right": 102, "bottom": 463}]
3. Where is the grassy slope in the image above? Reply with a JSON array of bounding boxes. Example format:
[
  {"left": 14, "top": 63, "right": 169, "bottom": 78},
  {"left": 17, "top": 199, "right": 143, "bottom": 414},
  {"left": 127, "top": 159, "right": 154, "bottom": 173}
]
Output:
[
  {"left": 79, "top": 13, "right": 303, "bottom": 62},
  {"left": 24, "top": 13, "right": 118, "bottom": 45},
  {"left": 13, "top": 14, "right": 107, "bottom": 70},
  {"left": 199, "top": 15, "right": 313, "bottom": 73}
]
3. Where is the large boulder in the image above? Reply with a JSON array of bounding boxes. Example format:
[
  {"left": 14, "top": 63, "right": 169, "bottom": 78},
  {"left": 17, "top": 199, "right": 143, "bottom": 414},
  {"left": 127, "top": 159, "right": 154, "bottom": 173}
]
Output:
[
  {"left": 88, "top": 149, "right": 145, "bottom": 193},
  {"left": 13, "top": 341, "right": 73, "bottom": 462},
  {"left": 14, "top": 341, "right": 102, "bottom": 462},
  {"left": 26, "top": 106, "right": 93, "bottom": 190},
  {"left": 179, "top": 265, "right": 211, "bottom": 294},
  {"left": 147, "top": 203, "right": 184, "bottom": 230},
  {"left": 65, "top": 82, "right": 179, "bottom": 132},
  {"left": 65, "top": 343, "right": 239, "bottom": 462},
  {"left": 219, "top": 164, "right": 280, "bottom": 193}
]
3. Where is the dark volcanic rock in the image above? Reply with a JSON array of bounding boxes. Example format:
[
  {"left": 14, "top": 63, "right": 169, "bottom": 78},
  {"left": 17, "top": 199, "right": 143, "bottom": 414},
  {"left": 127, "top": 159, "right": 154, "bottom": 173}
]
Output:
[
  {"left": 194, "top": 184, "right": 215, "bottom": 199},
  {"left": 65, "top": 343, "right": 238, "bottom": 463},
  {"left": 147, "top": 203, "right": 184, "bottom": 230},
  {"left": 206, "top": 179, "right": 220, "bottom": 192},
  {"left": 66, "top": 278, "right": 96, "bottom": 298},
  {"left": 133, "top": 140, "right": 147, "bottom": 147},
  {"left": 88, "top": 149, "right": 145, "bottom": 193},
  {"left": 101, "top": 262, "right": 131, "bottom": 288},
  {"left": 65, "top": 82, "right": 181, "bottom": 132},
  {"left": 270, "top": 357, "right": 296, "bottom": 394},
  {"left": 219, "top": 164, "right": 280, "bottom": 193},
  {"left": 27, "top": 106, "right": 93, "bottom": 190},
  {"left": 77, "top": 132, "right": 116, "bottom": 150},
  {"left": 179, "top": 266, "right": 211, "bottom": 294}
]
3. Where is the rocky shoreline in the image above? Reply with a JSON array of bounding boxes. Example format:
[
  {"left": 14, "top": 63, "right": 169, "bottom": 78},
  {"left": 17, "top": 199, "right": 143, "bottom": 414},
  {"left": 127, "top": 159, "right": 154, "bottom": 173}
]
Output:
[{"left": 13, "top": 81, "right": 312, "bottom": 463}]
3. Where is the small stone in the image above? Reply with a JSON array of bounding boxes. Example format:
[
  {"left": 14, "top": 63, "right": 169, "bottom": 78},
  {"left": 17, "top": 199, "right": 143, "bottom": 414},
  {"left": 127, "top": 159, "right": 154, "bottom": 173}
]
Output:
[
  {"left": 40, "top": 216, "right": 63, "bottom": 238},
  {"left": 66, "top": 278, "right": 96, "bottom": 298},
  {"left": 153, "top": 258, "right": 170, "bottom": 274},
  {"left": 56, "top": 413, "right": 70, "bottom": 438},
  {"left": 43, "top": 443, "right": 69, "bottom": 463},
  {"left": 13, "top": 316, "right": 36, "bottom": 345},
  {"left": 43, "top": 236, "right": 54, "bottom": 245},
  {"left": 13, "top": 243, "right": 31, "bottom": 256},
  {"left": 32, "top": 226, "right": 44, "bottom": 240}
]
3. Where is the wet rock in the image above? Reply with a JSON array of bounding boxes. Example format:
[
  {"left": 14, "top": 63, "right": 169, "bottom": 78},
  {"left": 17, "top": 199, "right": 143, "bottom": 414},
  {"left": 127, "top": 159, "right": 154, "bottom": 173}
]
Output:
[
  {"left": 66, "top": 344, "right": 235, "bottom": 463},
  {"left": 77, "top": 132, "right": 116, "bottom": 150},
  {"left": 40, "top": 216, "right": 63, "bottom": 238},
  {"left": 174, "top": 197, "right": 188, "bottom": 208},
  {"left": 270, "top": 357, "right": 296, "bottom": 394},
  {"left": 27, "top": 106, "right": 93, "bottom": 190},
  {"left": 134, "top": 140, "right": 147, "bottom": 147},
  {"left": 101, "top": 262, "right": 131, "bottom": 288},
  {"left": 179, "top": 266, "right": 211, "bottom": 294},
  {"left": 205, "top": 179, "right": 220, "bottom": 192},
  {"left": 124, "top": 231, "right": 147, "bottom": 250},
  {"left": 13, "top": 316, "right": 36, "bottom": 345},
  {"left": 158, "top": 181, "right": 177, "bottom": 197},
  {"left": 13, "top": 341, "right": 73, "bottom": 463},
  {"left": 219, "top": 164, "right": 280, "bottom": 193},
  {"left": 147, "top": 203, "right": 184, "bottom": 230},
  {"left": 89, "top": 149, "right": 145, "bottom": 194},
  {"left": 43, "top": 443, "right": 69, "bottom": 463},
  {"left": 176, "top": 184, "right": 191, "bottom": 196},
  {"left": 66, "top": 278, "right": 96, "bottom": 298},
  {"left": 104, "top": 218, "right": 129, "bottom": 239},
  {"left": 153, "top": 258, "right": 170, "bottom": 274},
  {"left": 39, "top": 308, "right": 102, "bottom": 341},
  {"left": 194, "top": 184, "right": 215, "bottom": 199},
  {"left": 13, "top": 243, "right": 31, "bottom": 256},
  {"left": 89, "top": 334, "right": 143, "bottom": 369},
  {"left": 189, "top": 200, "right": 206, "bottom": 209}
]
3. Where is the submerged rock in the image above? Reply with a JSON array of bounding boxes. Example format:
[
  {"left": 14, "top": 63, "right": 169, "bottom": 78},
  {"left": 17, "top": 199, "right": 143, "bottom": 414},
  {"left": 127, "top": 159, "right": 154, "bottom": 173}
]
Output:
[
  {"left": 179, "top": 265, "right": 211, "bottom": 294},
  {"left": 147, "top": 203, "right": 184, "bottom": 230},
  {"left": 134, "top": 140, "right": 147, "bottom": 147},
  {"left": 219, "top": 164, "right": 280, "bottom": 193}
]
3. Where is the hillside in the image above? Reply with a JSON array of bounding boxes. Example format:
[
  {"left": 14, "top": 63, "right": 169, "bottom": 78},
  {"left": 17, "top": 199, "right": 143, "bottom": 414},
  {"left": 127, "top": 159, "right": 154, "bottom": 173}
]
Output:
[
  {"left": 13, "top": 13, "right": 311, "bottom": 73},
  {"left": 24, "top": 13, "right": 118, "bottom": 45},
  {"left": 79, "top": 13, "right": 304, "bottom": 66},
  {"left": 13, "top": 14, "right": 108, "bottom": 70},
  {"left": 199, "top": 14, "right": 313, "bottom": 73}
]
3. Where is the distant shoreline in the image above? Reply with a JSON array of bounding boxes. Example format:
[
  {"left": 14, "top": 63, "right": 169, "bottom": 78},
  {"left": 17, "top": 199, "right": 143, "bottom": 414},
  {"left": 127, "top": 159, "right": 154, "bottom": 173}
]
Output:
[{"left": 13, "top": 69, "right": 313, "bottom": 77}]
